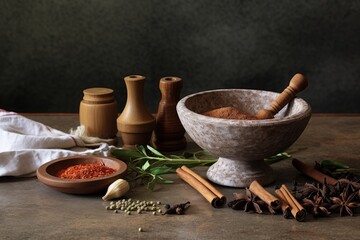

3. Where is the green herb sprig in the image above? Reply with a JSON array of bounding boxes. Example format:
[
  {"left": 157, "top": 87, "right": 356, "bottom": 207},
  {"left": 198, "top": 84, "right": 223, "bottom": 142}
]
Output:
[
  {"left": 111, "top": 145, "right": 291, "bottom": 190},
  {"left": 319, "top": 159, "right": 360, "bottom": 176},
  {"left": 111, "top": 145, "right": 216, "bottom": 190}
]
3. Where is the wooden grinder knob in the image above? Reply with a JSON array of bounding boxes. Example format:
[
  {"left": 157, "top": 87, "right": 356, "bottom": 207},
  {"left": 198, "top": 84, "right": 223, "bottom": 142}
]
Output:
[{"left": 256, "top": 73, "right": 308, "bottom": 119}]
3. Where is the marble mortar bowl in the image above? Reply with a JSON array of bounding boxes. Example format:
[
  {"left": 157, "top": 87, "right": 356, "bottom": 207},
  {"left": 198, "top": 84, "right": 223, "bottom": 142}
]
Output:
[{"left": 176, "top": 89, "right": 311, "bottom": 187}]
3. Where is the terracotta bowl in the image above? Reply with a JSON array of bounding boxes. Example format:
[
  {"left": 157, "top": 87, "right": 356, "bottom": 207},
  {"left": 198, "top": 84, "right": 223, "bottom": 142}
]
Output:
[
  {"left": 37, "top": 155, "right": 127, "bottom": 194},
  {"left": 176, "top": 89, "right": 311, "bottom": 187}
]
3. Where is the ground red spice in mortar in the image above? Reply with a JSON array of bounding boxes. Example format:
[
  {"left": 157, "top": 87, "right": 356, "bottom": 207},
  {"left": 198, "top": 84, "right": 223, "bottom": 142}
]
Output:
[
  {"left": 56, "top": 162, "right": 116, "bottom": 179},
  {"left": 202, "top": 106, "right": 258, "bottom": 120}
]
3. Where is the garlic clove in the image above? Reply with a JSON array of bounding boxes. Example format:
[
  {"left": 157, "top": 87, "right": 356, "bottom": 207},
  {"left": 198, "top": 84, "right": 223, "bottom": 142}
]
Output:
[{"left": 102, "top": 179, "right": 130, "bottom": 201}]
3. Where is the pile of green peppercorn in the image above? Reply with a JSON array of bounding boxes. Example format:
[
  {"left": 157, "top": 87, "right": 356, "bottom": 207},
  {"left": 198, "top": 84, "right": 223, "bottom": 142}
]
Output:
[
  {"left": 105, "top": 198, "right": 191, "bottom": 216},
  {"left": 105, "top": 198, "right": 163, "bottom": 215}
]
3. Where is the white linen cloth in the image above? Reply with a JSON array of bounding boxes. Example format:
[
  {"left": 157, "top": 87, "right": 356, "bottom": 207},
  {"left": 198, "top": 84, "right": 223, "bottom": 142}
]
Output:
[{"left": 0, "top": 109, "right": 108, "bottom": 177}]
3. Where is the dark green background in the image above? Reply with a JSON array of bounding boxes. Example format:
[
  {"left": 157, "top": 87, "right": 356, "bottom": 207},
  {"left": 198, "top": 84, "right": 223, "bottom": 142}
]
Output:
[{"left": 1, "top": 0, "right": 359, "bottom": 113}]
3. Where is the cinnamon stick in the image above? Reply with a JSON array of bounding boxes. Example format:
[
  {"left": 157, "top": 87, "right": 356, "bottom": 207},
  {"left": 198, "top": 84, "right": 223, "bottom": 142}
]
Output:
[
  {"left": 274, "top": 188, "right": 292, "bottom": 219},
  {"left": 278, "top": 184, "right": 306, "bottom": 222},
  {"left": 292, "top": 158, "right": 338, "bottom": 185},
  {"left": 176, "top": 166, "right": 226, "bottom": 208},
  {"left": 249, "top": 180, "right": 280, "bottom": 210}
]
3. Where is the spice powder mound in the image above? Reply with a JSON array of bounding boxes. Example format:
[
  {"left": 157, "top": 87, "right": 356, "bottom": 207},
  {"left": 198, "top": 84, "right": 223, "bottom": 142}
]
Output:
[
  {"left": 202, "top": 106, "right": 258, "bottom": 120},
  {"left": 56, "top": 162, "right": 116, "bottom": 179}
]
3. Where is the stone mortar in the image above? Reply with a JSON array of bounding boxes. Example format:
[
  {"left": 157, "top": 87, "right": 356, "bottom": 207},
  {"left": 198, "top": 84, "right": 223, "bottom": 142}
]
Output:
[{"left": 176, "top": 89, "right": 311, "bottom": 187}]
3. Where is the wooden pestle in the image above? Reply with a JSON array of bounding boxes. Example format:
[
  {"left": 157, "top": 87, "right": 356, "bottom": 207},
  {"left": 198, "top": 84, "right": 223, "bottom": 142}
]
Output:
[{"left": 256, "top": 73, "right": 308, "bottom": 119}]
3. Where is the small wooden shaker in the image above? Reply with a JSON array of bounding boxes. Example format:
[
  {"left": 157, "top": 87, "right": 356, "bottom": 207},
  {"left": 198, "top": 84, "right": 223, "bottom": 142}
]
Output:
[
  {"left": 117, "top": 75, "right": 156, "bottom": 149},
  {"left": 151, "top": 76, "right": 186, "bottom": 151},
  {"left": 79, "top": 87, "right": 118, "bottom": 139}
]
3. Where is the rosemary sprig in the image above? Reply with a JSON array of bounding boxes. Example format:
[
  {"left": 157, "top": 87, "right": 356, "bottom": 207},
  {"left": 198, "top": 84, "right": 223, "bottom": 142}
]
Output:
[
  {"left": 111, "top": 145, "right": 216, "bottom": 190},
  {"left": 111, "top": 145, "right": 291, "bottom": 190}
]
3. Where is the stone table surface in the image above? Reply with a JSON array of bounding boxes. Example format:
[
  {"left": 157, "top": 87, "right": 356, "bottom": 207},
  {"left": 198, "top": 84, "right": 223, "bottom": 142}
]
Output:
[{"left": 1, "top": 114, "right": 360, "bottom": 240}]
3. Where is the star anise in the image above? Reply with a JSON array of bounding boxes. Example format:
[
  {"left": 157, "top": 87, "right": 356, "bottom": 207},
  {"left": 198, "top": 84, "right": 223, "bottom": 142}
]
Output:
[
  {"left": 319, "top": 179, "right": 339, "bottom": 203},
  {"left": 300, "top": 182, "right": 320, "bottom": 199},
  {"left": 228, "top": 188, "right": 265, "bottom": 214},
  {"left": 299, "top": 180, "right": 339, "bottom": 204},
  {"left": 302, "top": 195, "right": 331, "bottom": 218},
  {"left": 338, "top": 178, "right": 360, "bottom": 192},
  {"left": 227, "top": 192, "right": 247, "bottom": 210},
  {"left": 243, "top": 188, "right": 265, "bottom": 214},
  {"left": 329, "top": 184, "right": 359, "bottom": 216}
]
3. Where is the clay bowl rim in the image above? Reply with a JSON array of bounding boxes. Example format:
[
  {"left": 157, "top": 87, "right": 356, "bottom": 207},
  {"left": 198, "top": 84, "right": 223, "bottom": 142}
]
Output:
[
  {"left": 36, "top": 155, "right": 127, "bottom": 194},
  {"left": 177, "top": 89, "right": 312, "bottom": 126}
]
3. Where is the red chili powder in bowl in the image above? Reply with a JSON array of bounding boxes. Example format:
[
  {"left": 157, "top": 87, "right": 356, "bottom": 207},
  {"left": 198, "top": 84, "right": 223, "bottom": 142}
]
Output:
[{"left": 56, "top": 162, "right": 116, "bottom": 179}]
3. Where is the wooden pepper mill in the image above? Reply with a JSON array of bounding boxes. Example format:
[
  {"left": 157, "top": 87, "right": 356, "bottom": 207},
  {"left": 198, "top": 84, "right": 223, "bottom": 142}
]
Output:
[
  {"left": 117, "top": 75, "right": 156, "bottom": 149},
  {"left": 151, "top": 76, "right": 186, "bottom": 151}
]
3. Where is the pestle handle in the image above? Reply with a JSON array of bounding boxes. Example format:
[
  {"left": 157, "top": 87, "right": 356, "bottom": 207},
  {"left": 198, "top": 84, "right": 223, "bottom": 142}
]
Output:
[{"left": 256, "top": 73, "right": 308, "bottom": 119}]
